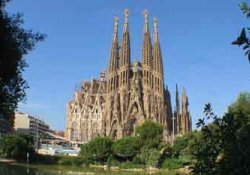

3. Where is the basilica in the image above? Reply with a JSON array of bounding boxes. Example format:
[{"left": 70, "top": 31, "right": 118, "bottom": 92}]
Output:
[{"left": 65, "top": 9, "right": 192, "bottom": 143}]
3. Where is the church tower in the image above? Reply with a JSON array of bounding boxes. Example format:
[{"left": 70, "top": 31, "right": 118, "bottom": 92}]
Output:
[
  {"left": 119, "top": 9, "right": 131, "bottom": 122},
  {"left": 108, "top": 17, "right": 119, "bottom": 93},
  {"left": 142, "top": 10, "right": 153, "bottom": 119},
  {"left": 174, "top": 84, "right": 181, "bottom": 134},
  {"left": 66, "top": 9, "right": 192, "bottom": 143},
  {"left": 153, "top": 18, "right": 164, "bottom": 94},
  {"left": 105, "top": 17, "right": 122, "bottom": 140},
  {"left": 181, "top": 87, "right": 192, "bottom": 133},
  {"left": 152, "top": 17, "right": 166, "bottom": 126}
]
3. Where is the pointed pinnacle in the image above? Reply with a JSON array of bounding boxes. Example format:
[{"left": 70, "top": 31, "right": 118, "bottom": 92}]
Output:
[
  {"left": 123, "top": 9, "right": 129, "bottom": 33},
  {"left": 153, "top": 17, "right": 158, "bottom": 28},
  {"left": 113, "top": 16, "right": 119, "bottom": 41},
  {"left": 124, "top": 8, "right": 129, "bottom": 21},
  {"left": 114, "top": 16, "right": 119, "bottom": 28},
  {"left": 144, "top": 9, "right": 148, "bottom": 19},
  {"left": 153, "top": 17, "right": 159, "bottom": 43},
  {"left": 143, "top": 9, "right": 149, "bottom": 33}
]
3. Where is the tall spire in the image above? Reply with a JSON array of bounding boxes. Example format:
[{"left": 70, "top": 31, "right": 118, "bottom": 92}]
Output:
[
  {"left": 182, "top": 87, "right": 188, "bottom": 114},
  {"left": 109, "top": 17, "right": 119, "bottom": 73},
  {"left": 123, "top": 8, "right": 129, "bottom": 33},
  {"left": 144, "top": 9, "right": 149, "bottom": 34},
  {"left": 120, "top": 8, "right": 130, "bottom": 67},
  {"left": 120, "top": 8, "right": 131, "bottom": 89},
  {"left": 108, "top": 17, "right": 120, "bottom": 92},
  {"left": 142, "top": 9, "right": 152, "bottom": 67},
  {"left": 153, "top": 17, "right": 163, "bottom": 75},
  {"left": 153, "top": 18, "right": 159, "bottom": 43},
  {"left": 175, "top": 84, "right": 180, "bottom": 114}
]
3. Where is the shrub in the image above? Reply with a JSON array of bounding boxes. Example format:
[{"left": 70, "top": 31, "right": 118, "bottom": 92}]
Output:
[
  {"left": 136, "top": 120, "right": 163, "bottom": 148},
  {"left": 33, "top": 154, "right": 61, "bottom": 164},
  {"left": 0, "top": 134, "right": 34, "bottom": 160},
  {"left": 162, "top": 157, "right": 185, "bottom": 170},
  {"left": 172, "top": 131, "right": 197, "bottom": 157},
  {"left": 59, "top": 157, "right": 72, "bottom": 165},
  {"left": 80, "top": 137, "right": 113, "bottom": 163},
  {"left": 119, "top": 161, "right": 145, "bottom": 169},
  {"left": 138, "top": 147, "right": 161, "bottom": 167},
  {"left": 112, "top": 136, "right": 141, "bottom": 161}
]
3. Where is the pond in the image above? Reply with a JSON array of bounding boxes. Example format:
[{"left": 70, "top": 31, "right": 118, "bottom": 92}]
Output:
[{"left": 0, "top": 163, "right": 177, "bottom": 175}]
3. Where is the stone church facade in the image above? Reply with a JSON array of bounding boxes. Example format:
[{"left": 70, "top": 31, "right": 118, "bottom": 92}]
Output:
[{"left": 65, "top": 10, "right": 192, "bottom": 143}]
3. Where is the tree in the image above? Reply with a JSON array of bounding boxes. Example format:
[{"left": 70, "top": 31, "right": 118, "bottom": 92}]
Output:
[
  {"left": 0, "top": 0, "right": 44, "bottom": 132},
  {"left": 218, "top": 92, "right": 250, "bottom": 175},
  {"left": 80, "top": 137, "right": 113, "bottom": 163},
  {"left": 172, "top": 131, "right": 197, "bottom": 157},
  {"left": 138, "top": 147, "right": 161, "bottom": 167},
  {"left": 232, "top": 2, "right": 250, "bottom": 62},
  {"left": 112, "top": 136, "right": 141, "bottom": 161},
  {"left": 191, "top": 92, "right": 250, "bottom": 175},
  {"left": 0, "top": 134, "right": 34, "bottom": 159},
  {"left": 136, "top": 120, "right": 163, "bottom": 148}
]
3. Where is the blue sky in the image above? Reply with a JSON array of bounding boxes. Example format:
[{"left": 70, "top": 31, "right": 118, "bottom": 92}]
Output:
[{"left": 7, "top": 0, "right": 250, "bottom": 131}]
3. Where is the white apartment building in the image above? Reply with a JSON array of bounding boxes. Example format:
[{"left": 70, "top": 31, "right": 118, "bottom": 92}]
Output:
[{"left": 14, "top": 112, "right": 50, "bottom": 146}]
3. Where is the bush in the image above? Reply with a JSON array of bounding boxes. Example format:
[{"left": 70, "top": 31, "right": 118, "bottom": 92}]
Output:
[
  {"left": 106, "top": 156, "right": 120, "bottom": 167},
  {"left": 138, "top": 147, "right": 161, "bottom": 167},
  {"left": 59, "top": 157, "right": 72, "bottom": 165},
  {"left": 119, "top": 161, "right": 145, "bottom": 169},
  {"left": 80, "top": 137, "right": 113, "bottom": 163},
  {"left": 136, "top": 120, "right": 163, "bottom": 148},
  {"left": 33, "top": 154, "right": 61, "bottom": 164},
  {"left": 112, "top": 136, "right": 141, "bottom": 161},
  {"left": 172, "top": 131, "right": 197, "bottom": 157},
  {"left": 162, "top": 157, "right": 185, "bottom": 170},
  {"left": 0, "top": 134, "right": 34, "bottom": 160}
]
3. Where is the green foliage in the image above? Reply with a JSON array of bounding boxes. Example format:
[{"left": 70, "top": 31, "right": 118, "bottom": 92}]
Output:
[
  {"left": 146, "top": 148, "right": 161, "bottom": 167},
  {"left": 138, "top": 147, "right": 160, "bottom": 167},
  {"left": 106, "top": 155, "right": 119, "bottom": 166},
  {"left": 232, "top": 2, "right": 250, "bottom": 62},
  {"left": 191, "top": 92, "right": 250, "bottom": 175},
  {"left": 172, "top": 131, "right": 197, "bottom": 157},
  {"left": 228, "top": 92, "right": 250, "bottom": 115},
  {"left": 80, "top": 137, "right": 113, "bottom": 163},
  {"left": 119, "top": 161, "right": 145, "bottom": 169},
  {"left": 162, "top": 156, "right": 191, "bottom": 170},
  {"left": 162, "top": 158, "right": 181, "bottom": 170},
  {"left": 0, "top": 134, "right": 34, "bottom": 159},
  {"left": 0, "top": 0, "right": 44, "bottom": 132},
  {"left": 136, "top": 120, "right": 163, "bottom": 148},
  {"left": 240, "top": 2, "right": 250, "bottom": 18},
  {"left": 59, "top": 156, "right": 89, "bottom": 166},
  {"left": 32, "top": 154, "right": 61, "bottom": 164},
  {"left": 112, "top": 136, "right": 141, "bottom": 160}
]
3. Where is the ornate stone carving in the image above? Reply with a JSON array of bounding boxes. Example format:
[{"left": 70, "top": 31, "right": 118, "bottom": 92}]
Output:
[{"left": 65, "top": 10, "right": 192, "bottom": 143}]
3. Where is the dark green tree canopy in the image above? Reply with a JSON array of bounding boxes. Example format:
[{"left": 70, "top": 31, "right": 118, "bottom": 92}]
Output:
[
  {"left": 136, "top": 120, "right": 163, "bottom": 148},
  {"left": 112, "top": 136, "right": 141, "bottom": 160},
  {"left": 0, "top": 133, "right": 34, "bottom": 159},
  {"left": 80, "top": 137, "right": 113, "bottom": 163},
  {"left": 191, "top": 92, "right": 250, "bottom": 175},
  {"left": 0, "top": 0, "right": 44, "bottom": 131}
]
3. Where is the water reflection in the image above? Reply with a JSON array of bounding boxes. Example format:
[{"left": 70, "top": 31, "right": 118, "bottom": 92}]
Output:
[
  {"left": 0, "top": 164, "right": 54, "bottom": 175},
  {"left": 0, "top": 164, "right": 172, "bottom": 175}
]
